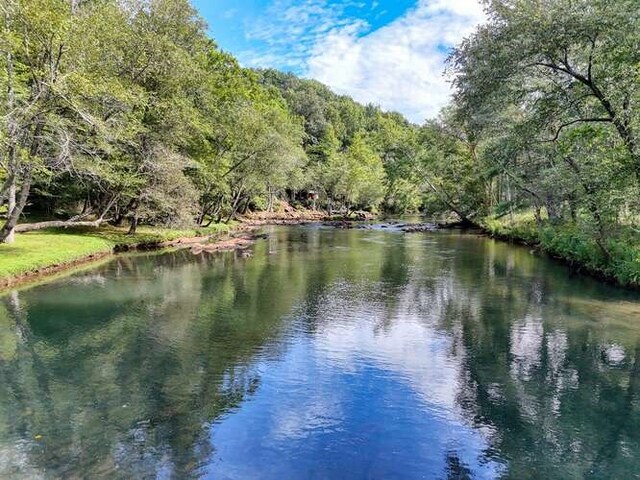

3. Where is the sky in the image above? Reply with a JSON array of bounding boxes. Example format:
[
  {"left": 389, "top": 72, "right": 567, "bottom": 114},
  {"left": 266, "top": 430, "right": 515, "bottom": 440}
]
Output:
[{"left": 192, "top": 0, "right": 486, "bottom": 123}]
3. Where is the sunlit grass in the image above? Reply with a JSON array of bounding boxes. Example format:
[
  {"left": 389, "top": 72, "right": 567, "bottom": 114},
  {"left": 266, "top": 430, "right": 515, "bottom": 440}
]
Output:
[{"left": 0, "top": 232, "right": 113, "bottom": 279}]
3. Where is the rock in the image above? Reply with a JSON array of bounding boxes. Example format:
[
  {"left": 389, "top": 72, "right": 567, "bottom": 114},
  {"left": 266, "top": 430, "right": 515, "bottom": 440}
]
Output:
[
  {"left": 323, "top": 221, "right": 355, "bottom": 229},
  {"left": 400, "top": 223, "right": 438, "bottom": 233}
]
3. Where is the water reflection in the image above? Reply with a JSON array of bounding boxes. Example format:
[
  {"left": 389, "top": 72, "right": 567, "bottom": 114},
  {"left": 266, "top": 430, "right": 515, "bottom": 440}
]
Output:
[{"left": 0, "top": 227, "right": 639, "bottom": 479}]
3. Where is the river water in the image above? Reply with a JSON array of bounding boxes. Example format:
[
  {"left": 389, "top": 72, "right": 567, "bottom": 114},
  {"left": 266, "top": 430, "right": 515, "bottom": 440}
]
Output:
[{"left": 1, "top": 225, "right": 640, "bottom": 479}]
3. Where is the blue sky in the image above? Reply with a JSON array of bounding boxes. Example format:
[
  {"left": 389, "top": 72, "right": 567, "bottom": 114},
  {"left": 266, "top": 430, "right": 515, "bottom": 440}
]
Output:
[{"left": 192, "top": 0, "right": 485, "bottom": 123}]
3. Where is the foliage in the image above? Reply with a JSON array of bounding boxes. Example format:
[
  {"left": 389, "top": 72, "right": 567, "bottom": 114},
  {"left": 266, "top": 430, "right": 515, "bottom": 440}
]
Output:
[
  {"left": 485, "top": 214, "right": 640, "bottom": 286},
  {"left": 440, "top": 0, "right": 640, "bottom": 286},
  {"left": 0, "top": 0, "right": 433, "bottom": 246},
  {"left": 258, "top": 69, "right": 422, "bottom": 212},
  {"left": 2, "top": 0, "right": 639, "bottom": 288}
]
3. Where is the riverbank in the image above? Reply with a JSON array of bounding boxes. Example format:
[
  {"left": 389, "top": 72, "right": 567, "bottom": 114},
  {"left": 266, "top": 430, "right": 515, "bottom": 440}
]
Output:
[
  {"left": 7, "top": 209, "right": 637, "bottom": 292},
  {"left": 0, "top": 224, "right": 234, "bottom": 289},
  {"left": 482, "top": 213, "right": 640, "bottom": 290},
  {"left": 239, "top": 204, "right": 375, "bottom": 225},
  {"left": 0, "top": 205, "right": 363, "bottom": 289}
]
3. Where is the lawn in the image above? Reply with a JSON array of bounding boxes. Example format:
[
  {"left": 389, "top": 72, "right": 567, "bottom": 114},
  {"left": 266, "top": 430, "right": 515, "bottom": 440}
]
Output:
[{"left": 0, "top": 231, "right": 114, "bottom": 279}]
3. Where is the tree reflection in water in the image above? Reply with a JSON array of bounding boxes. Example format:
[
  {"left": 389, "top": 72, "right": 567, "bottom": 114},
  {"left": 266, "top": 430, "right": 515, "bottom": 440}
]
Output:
[{"left": 0, "top": 226, "right": 639, "bottom": 479}]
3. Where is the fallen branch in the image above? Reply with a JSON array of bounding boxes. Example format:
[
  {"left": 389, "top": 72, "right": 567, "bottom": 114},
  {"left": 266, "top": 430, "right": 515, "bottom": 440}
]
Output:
[{"left": 14, "top": 218, "right": 111, "bottom": 232}]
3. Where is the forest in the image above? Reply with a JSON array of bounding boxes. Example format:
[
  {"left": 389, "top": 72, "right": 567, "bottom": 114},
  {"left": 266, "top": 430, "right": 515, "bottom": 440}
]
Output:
[{"left": 1, "top": 0, "right": 639, "bottom": 285}]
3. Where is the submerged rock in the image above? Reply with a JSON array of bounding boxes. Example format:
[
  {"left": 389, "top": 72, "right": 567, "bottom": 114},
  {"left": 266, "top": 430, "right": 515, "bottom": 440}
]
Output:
[
  {"left": 323, "top": 221, "right": 356, "bottom": 229},
  {"left": 400, "top": 223, "right": 438, "bottom": 233},
  {"left": 189, "top": 233, "right": 267, "bottom": 255}
]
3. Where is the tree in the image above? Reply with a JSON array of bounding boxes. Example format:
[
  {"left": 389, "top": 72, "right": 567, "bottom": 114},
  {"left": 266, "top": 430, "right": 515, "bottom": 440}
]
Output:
[
  {"left": 451, "top": 0, "right": 639, "bottom": 175},
  {"left": 0, "top": 0, "right": 147, "bottom": 241},
  {"left": 417, "top": 118, "right": 487, "bottom": 224},
  {"left": 329, "top": 134, "right": 386, "bottom": 212}
]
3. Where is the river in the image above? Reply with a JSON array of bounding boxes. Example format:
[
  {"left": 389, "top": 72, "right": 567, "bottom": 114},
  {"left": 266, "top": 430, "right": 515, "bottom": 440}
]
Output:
[{"left": 1, "top": 225, "right": 640, "bottom": 479}]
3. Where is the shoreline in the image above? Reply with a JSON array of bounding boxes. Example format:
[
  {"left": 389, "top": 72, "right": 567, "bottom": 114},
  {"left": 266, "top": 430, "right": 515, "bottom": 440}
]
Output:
[
  {"left": 0, "top": 226, "right": 267, "bottom": 292},
  {"left": 3, "top": 213, "right": 636, "bottom": 293},
  {"left": 0, "top": 228, "right": 238, "bottom": 288},
  {"left": 0, "top": 252, "right": 115, "bottom": 290},
  {"left": 0, "top": 210, "right": 358, "bottom": 291},
  {"left": 405, "top": 218, "right": 640, "bottom": 291},
  {"left": 479, "top": 226, "right": 640, "bottom": 292}
]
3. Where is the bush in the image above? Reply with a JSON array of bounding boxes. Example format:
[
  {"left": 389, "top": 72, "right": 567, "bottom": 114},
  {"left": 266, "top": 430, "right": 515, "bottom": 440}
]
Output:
[{"left": 484, "top": 213, "right": 640, "bottom": 288}]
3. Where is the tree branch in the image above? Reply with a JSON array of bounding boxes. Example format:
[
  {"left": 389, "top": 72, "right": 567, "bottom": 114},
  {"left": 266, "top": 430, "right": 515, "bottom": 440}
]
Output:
[{"left": 542, "top": 117, "right": 612, "bottom": 142}]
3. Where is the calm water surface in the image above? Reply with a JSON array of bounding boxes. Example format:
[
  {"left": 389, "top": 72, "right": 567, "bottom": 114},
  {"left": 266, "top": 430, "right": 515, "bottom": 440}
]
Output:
[{"left": 2, "top": 226, "right": 640, "bottom": 479}]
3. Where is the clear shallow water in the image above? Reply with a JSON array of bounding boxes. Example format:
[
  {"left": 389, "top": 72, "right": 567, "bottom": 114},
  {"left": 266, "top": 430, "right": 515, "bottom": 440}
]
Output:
[{"left": 1, "top": 226, "right": 640, "bottom": 479}]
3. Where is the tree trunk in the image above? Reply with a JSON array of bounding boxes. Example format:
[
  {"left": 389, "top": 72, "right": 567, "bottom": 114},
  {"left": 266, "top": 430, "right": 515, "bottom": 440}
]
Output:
[
  {"left": 545, "top": 201, "right": 560, "bottom": 223},
  {"left": 13, "top": 192, "right": 118, "bottom": 234},
  {"left": 225, "top": 186, "right": 244, "bottom": 223},
  {"left": 239, "top": 196, "right": 250, "bottom": 215},
  {"left": 14, "top": 218, "right": 109, "bottom": 233},
  {"left": 80, "top": 195, "right": 90, "bottom": 215},
  {"left": 114, "top": 197, "right": 137, "bottom": 226},
  {"left": 128, "top": 215, "right": 138, "bottom": 235},
  {"left": 563, "top": 156, "right": 610, "bottom": 257},
  {"left": 114, "top": 209, "right": 126, "bottom": 226},
  {"left": 3, "top": 16, "right": 18, "bottom": 245},
  {"left": 0, "top": 172, "right": 32, "bottom": 243},
  {"left": 198, "top": 205, "right": 210, "bottom": 226},
  {"left": 266, "top": 185, "right": 273, "bottom": 212},
  {"left": 6, "top": 182, "right": 16, "bottom": 244},
  {"left": 225, "top": 195, "right": 243, "bottom": 223},
  {"left": 205, "top": 200, "right": 223, "bottom": 226},
  {"left": 424, "top": 176, "right": 475, "bottom": 225},
  {"left": 534, "top": 205, "right": 543, "bottom": 226}
]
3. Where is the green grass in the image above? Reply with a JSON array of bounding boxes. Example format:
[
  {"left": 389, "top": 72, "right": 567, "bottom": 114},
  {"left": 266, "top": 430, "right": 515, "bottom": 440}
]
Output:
[
  {"left": 0, "top": 232, "right": 114, "bottom": 279},
  {"left": 484, "top": 212, "right": 540, "bottom": 244},
  {"left": 51, "top": 223, "right": 233, "bottom": 248},
  {"left": 0, "top": 223, "right": 233, "bottom": 282}
]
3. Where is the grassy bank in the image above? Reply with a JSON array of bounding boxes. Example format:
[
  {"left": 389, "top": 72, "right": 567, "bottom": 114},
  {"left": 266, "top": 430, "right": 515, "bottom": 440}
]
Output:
[
  {"left": 483, "top": 212, "right": 640, "bottom": 288},
  {"left": 0, "top": 204, "right": 342, "bottom": 287},
  {"left": 0, "top": 224, "right": 232, "bottom": 285}
]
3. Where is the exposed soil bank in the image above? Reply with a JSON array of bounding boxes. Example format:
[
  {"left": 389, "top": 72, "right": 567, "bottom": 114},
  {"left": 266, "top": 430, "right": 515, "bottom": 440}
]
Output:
[{"left": 239, "top": 206, "right": 375, "bottom": 226}]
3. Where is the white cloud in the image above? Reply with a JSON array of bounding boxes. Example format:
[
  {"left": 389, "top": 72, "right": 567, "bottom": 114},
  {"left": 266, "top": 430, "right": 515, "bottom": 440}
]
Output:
[
  {"left": 240, "top": 0, "right": 372, "bottom": 70},
  {"left": 223, "top": 8, "right": 238, "bottom": 19},
  {"left": 235, "top": 0, "right": 485, "bottom": 122},
  {"left": 305, "top": 0, "right": 486, "bottom": 122}
]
